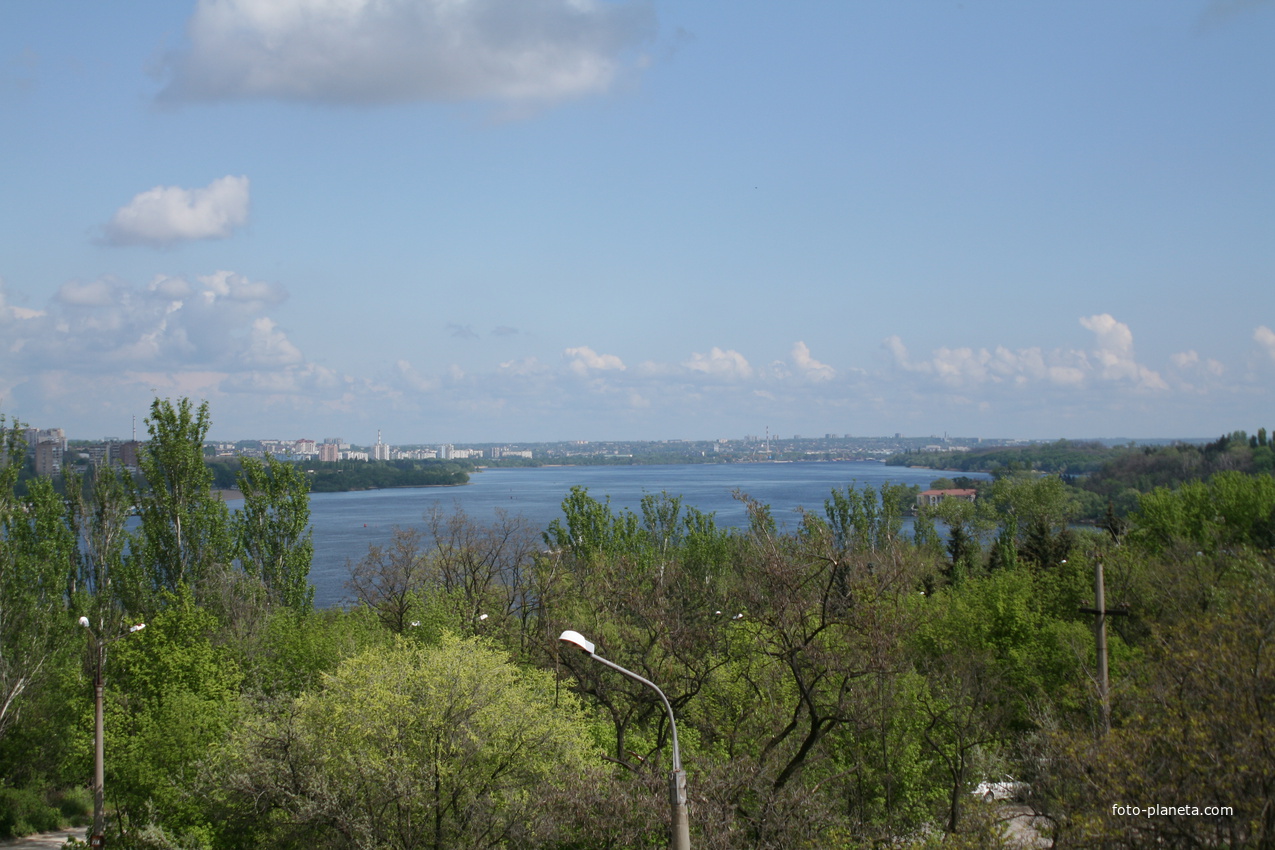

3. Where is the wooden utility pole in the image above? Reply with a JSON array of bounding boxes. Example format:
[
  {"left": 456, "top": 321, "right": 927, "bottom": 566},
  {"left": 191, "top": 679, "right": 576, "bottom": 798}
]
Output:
[{"left": 1079, "top": 562, "right": 1127, "bottom": 736}]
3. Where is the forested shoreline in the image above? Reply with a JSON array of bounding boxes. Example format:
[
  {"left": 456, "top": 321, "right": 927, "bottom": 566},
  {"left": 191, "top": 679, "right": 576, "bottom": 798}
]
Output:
[
  {"left": 2, "top": 399, "right": 1273, "bottom": 848},
  {"left": 890, "top": 432, "right": 1275, "bottom": 522},
  {"left": 208, "top": 458, "right": 471, "bottom": 493}
]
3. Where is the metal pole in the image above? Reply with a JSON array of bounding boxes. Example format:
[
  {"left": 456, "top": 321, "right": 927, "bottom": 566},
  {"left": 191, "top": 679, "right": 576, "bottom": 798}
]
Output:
[
  {"left": 80, "top": 619, "right": 143, "bottom": 849},
  {"left": 93, "top": 641, "right": 105, "bottom": 847},
  {"left": 589, "top": 653, "right": 691, "bottom": 850}
]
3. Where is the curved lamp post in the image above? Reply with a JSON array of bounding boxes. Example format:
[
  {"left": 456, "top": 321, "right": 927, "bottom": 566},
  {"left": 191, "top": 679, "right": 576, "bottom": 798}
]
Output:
[
  {"left": 79, "top": 617, "right": 145, "bottom": 849},
  {"left": 559, "top": 630, "right": 690, "bottom": 850}
]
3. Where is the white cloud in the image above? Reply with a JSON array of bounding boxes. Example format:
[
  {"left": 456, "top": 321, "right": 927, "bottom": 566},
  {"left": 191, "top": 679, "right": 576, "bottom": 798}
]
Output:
[
  {"left": 198, "top": 269, "right": 283, "bottom": 304},
  {"left": 882, "top": 335, "right": 915, "bottom": 370},
  {"left": 1171, "top": 350, "right": 1226, "bottom": 376},
  {"left": 4, "top": 272, "right": 297, "bottom": 375},
  {"left": 159, "top": 0, "right": 656, "bottom": 107},
  {"left": 395, "top": 360, "right": 437, "bottom": 392},
  {"left": 1256, "top": 326, "right": 1275, "bottom": 360},
  {"left": 222, "top": 362, "right": 345, "bottom": 395},
  {"left": 148, "top": 274, "right": 195, "bottom": 300},
  {"left": 564, "top": 346, "right": 625, "bottom": 375},
  {"left": 498, "top": 356, "right": 546, "bottom": 377},
  {"left": 103, "top": 176, "right": 250, "bottom": 247},
  {"left": 886, "top": 315, "right": 1167, "bottom": 391},
  {"left": 1171, "top": 350, "right": 1199, "bottom": 369},
  {"left": 684, "top": 347, "right": 753, "bottom": 380},
  {"left": 1079, "top": 313, "right": 1167, "bottom": 390},
  {"left": 791, "top": 341, "right": 835, "bottom": 382},
  {"left": 57, "top": 278, "right": 116, "bottom": 307},
  {"left": 243, "top": 317, "right": 304, "bottom": 367}
]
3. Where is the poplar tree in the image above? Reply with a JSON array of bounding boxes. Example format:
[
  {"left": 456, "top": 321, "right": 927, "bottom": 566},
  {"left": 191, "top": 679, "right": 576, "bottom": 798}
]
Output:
[
  {"left": 235, "top": 455, "right": 314, "bottom": 612},
  {"left": 122, "top": 398, "right": 232, "bottom": 614}
]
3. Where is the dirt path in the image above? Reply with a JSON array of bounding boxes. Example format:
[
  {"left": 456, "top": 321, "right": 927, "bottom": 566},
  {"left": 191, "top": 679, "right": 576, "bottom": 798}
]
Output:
[{"left": 0, "top": 828, "right": 86, "bottom": 849}]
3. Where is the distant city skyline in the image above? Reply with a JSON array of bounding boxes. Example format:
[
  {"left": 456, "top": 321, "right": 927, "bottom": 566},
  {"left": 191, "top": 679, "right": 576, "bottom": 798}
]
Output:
[{"left": 2, "top": 1, "right": 1272, "bottom": 443}]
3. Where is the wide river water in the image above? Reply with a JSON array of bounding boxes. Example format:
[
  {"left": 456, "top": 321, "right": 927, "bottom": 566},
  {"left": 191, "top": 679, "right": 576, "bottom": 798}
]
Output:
[{"left": 275, "top": 461, "right": 985, "bottom": 608}]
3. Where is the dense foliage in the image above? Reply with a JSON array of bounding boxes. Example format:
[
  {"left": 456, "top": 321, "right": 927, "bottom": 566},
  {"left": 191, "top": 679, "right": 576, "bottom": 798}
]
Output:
[
  {"left": 886, "top": 439, "right": 1131, "bottom": 475},
  {"left": 1, "top": 401, "right": 1273, "bottom": 847},
  {"left": 207, "top": 458, "right": 470, "bottom": 493},
  {"left": 305, "top": 459, "right": 470, "bottom": 492},
  {"left": 893, "top": 429, "right": 1275, "bottom": 525}
]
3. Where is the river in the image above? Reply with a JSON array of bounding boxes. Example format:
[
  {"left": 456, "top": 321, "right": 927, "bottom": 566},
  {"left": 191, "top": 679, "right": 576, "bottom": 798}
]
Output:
[{"left": 263, "top": 461, "right": 985, "bottom": 607}]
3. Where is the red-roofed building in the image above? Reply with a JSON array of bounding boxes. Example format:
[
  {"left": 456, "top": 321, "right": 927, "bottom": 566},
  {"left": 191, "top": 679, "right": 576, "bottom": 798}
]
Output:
[{"left": 917, "top": 488, "right": 978, "bottom": 508}]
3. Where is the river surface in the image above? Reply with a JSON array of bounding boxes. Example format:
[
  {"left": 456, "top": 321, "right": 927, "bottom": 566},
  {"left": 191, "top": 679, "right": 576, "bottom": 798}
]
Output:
[{"left": 279, "top": 461, "right": 985, "bottom": 608}]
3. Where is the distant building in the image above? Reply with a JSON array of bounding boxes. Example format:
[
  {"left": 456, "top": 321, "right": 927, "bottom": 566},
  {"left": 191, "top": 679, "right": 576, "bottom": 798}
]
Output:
[
  {"left": 319, "top": 439, "right": 341, "bottom": 462},
  {"left": 119, "top": 441, "right": 142, "bottom": 469},
  {"left": 34, "top": 440, "right": 63, "bottom": 476},
  {"left": 917, "top": 489, "right": 978, "bottom": 508},
  {"left": 373, "top": 431, "right": 391, "bottom": 461}
]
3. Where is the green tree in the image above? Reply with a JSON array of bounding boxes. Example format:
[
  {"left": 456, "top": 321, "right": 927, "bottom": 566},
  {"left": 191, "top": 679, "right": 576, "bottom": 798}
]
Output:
[
  {"left": 1131, "top": 470, "right": 1275, "bottom": 556},
  {"left": 1045, "top": 556, "right": 1275, "bottom": 847},
  {"left": 986, "top": 474, "right": 1077, "bottom": 569},
  {"left": 68, "top": 464, "right": 131, "bottom": 614},
  {"left": 924, "top": 496, "right": 987, "bottom": 583},
  {"left": 822, "top": 483, "right": 915, "bottom": 555},
  {"left": 0, "top": 419, "right": 76, "bottom": 742},
  {"left": 122, "top": 398, "right": 232, "bottom": 614},
  {"left": 222, "top": 635, "right": 596, "bottom": 850},
  {"left": 235, "top": 455, "right": 313, "bottom": 612},
  {"left": 106, "top": 590, "right": 243, "bottom": 845}
]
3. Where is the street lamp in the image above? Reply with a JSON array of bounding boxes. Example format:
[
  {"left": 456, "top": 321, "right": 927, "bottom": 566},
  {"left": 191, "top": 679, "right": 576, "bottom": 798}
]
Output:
[
  {"left": 559, "top": 630, "right": 690, "bottom": 850},
  {"left": 79, "top": 617, "right": 145, "bottom": 849}
]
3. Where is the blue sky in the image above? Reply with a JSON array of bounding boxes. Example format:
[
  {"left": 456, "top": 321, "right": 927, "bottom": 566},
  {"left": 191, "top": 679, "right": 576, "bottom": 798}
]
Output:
[{"left": 2, "top": 0, "right": 1272, "bottom": 444}]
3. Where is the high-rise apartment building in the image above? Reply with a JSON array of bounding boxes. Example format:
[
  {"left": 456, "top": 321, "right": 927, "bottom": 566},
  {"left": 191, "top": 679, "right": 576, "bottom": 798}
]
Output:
[{"left": 319, "top": 439, "right": 341, "bottom": 462}]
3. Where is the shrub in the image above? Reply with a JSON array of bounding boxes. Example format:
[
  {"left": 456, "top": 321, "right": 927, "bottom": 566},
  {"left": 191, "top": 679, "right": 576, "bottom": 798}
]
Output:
[{"left": 0, "top": 785, "right": 61, "bottom": 839}]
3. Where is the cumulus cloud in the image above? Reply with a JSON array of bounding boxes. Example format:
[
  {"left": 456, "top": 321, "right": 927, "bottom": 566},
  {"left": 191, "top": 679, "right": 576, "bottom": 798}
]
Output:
[
  {"left": 1079, "top": 313, "right": 1167, "bottom": 389},
  {"left": 9, "top": 271, "right": 292, "bottom": 373},
  {"left": 1171, "top": 349, "right": 1226, "bottom": 376},
  {"left": 684, "top": 347, "right": 753, "bottom": 380},
  {"left": 0, "top": 269, "right": 394, "bottom": 433},
  {"left": 244, "top": 317, "right": 304, "bottom": 367},
  {"left": 198, "top": 269, "right": 283, "bottom": 304},
  {"left": 885, "top": 315, "right": 1166, "bottom": 391},
  {"left": 564, "top": 346, "right": 625, "bottom": 375},
  {"left": 791, "top": 341, "right": 835, "bottom": 382},
  {"left": 159, "top": 0, "right": 656, "bottom": 107},
  {"left": 103, "top": 176, "right": 250, "bottom": 247},
  {"left": 1256, "top": 326, "right": 1275, "bottom": 360}
]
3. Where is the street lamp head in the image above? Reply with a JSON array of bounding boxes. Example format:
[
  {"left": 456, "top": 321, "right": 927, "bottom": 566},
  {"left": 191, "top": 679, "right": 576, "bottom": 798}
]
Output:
[
  {"left": 78, "top": 616, "right": 90, "bottom": 629},
  {"left": 128, "top": 624, "right": 146, "bottom": 633},
  {"left": 558, "top": 630, "right": 595, "bottom": 655}
]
